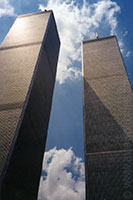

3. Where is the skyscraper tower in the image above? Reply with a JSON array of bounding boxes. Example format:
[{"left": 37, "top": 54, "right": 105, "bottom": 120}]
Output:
[
  {"left": 0, "top": 11, "right": 60, "bottom": 199},
  {"left": 82, "top": 36, "right": 133, "bottom": 200}
]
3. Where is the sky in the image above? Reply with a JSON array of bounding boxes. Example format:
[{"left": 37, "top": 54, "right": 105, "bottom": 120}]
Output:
[{"left": 0, "top": 0, "right": 133, "bottom": 199}]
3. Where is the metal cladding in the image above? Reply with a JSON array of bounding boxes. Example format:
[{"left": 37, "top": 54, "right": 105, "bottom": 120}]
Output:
[
  {"left": 82, "top": 36, "right": 133, "bottom": 200},
  {"left": 0, "top": 11, "right": 60, "bottom": 199}
]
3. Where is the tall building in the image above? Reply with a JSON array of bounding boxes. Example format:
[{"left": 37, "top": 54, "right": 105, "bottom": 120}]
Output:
[
  {"left": 82, "top": 36, "right": 133, "bottom": 200},
  {"left": 0, "top": 11, "right": 60, "bottom": 199}
]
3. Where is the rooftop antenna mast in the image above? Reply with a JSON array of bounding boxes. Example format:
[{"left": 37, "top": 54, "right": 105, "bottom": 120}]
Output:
[{"left": 96, "top": 32, "right": 99, "bottom": 39}]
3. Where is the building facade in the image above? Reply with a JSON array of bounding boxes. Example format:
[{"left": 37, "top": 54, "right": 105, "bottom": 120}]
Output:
[
  {"left": 82, "top": 36, "right": 133, "bottom": 200},
  {"left": 0, "top": 11, "right": 60, "bottom": 199}
]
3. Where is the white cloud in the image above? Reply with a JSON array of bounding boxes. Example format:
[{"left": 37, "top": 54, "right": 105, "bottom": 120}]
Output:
[
  {"left": 123, "top": 30, "right": 128, "bottom": 37},
  {"left": 118, "top": 39, "right": 131, "bottom": 57},
  {"left": 93, "top": 0, "right": 120, "bottom": 35},
  {"left": 39, "top": 0, "right": 120, "bottom": 84},
  {"left": 118, "top": 39, "right": 124, "bottom": 54},
  {"left": 38, "top": 148, "right": 85, "bottom": 200},
  {"left": 0, "top": 0, "right": 15, "bottom": 17},
  {"left": 125, "top": 51, "right": 131, "bottom": 57}
]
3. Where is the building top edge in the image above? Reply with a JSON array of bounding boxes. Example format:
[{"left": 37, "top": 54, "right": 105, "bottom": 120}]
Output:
[
  {"left": 18, "top": 10, "right": 52, "bottom": 18},
  {"left": 83, "top": 35, "right": 116, "bottom": 44}
]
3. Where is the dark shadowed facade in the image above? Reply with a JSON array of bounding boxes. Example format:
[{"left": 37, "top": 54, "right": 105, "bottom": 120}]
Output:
[
  {"left": 82, "top": 36, "right": 133, "bottom": 200},
  {"left": 0, "top": 11, "right": 60, "bottom": 199}
]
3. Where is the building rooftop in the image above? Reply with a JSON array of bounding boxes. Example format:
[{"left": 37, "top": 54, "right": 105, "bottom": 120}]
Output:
[
  {"left": 18, "top": 10, "right": 52, "bottom": 18},
  {"left": 83, "top": 35, "right": 116, "bottom": 44}
]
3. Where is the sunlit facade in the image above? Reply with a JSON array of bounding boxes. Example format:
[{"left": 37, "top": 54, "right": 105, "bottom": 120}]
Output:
[
  {"left": 82, "top": 36, "right": 133, "bottom": 200},
  {"left": 0, "top": 11, "right": 60, "bottom": 199}
]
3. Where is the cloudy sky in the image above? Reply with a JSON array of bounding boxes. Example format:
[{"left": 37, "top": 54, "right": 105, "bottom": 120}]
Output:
[{"left": 0, "top": 0, "right": 133, "bottom": 199}]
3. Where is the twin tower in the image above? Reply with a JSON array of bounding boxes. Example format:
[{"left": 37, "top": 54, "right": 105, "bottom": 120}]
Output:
[{"left": 0, "top": 11, "right": 132, "bottom": 200}]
